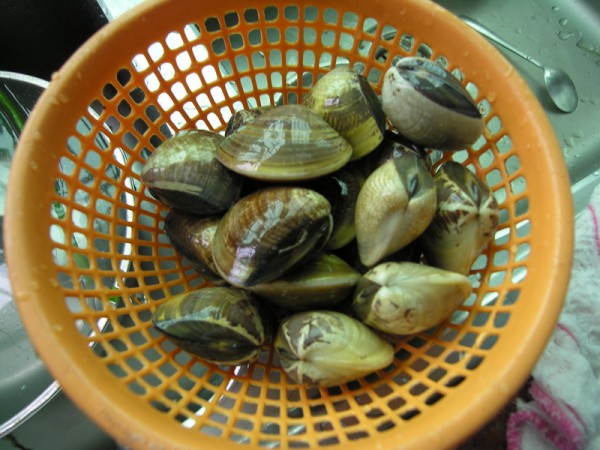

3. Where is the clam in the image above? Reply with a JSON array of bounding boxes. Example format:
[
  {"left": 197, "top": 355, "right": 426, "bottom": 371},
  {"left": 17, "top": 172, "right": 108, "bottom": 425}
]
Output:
[
  {"left": 335, "top": 238, "right": 423, "bottom": 274},
  {"left": 304, "top": 66, "right": 386, "bottom": 160},
  {"left": 212, "top": 186, "right": 333, "bottom": 287},
  {"left": 364, "top": 130, "right": 433, "bottom": 176},
  {"left": 152, "top": 287, "right": 269, "bottom": 365},
  {"left": 305, "top": 165, "right": 365, "bottom": 250},
  {"left": 141, "top": 129, "right": 242, "bottom": 215},
  {"left": 249, "top": 253, "right": 361, "bottom": 310},
  {"left": 420, "top": 161, "right": 499, "bottom": 275},
  {"left": 224, "top": 106, "right": 273, "bottom": 137},
  {"left": 216, "top": 104, "right": 352, "bottom": 181},
  {"left": 275, "top": 310, "right": 394, "bottom": 387},
  {"left": 163, "top": 209, "right": 224, "bottom": 285},
  {"left": 381, "top": 57, "right": 484, "bottom": 150},
  {"left": 352, "top": 261, "right": 472, "bottom": 335},
  {"left": 355, "top": 153, "right": 436, "bottom": 267}
]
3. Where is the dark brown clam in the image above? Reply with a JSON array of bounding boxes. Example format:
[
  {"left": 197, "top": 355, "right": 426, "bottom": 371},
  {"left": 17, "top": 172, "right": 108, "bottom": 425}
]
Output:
[
  {"left": 216, "top": 104, "right": 352, "bottom": 182},
  {"left": 212, "top": 186, "right": 333, "bottom": 287},
  {"left": 248, "top": 253, "right": 360, "bottom": 310},
  {"left": 163, "top": 209, "right": 224, "bottom": 285},
  {"left": 141, "top": 129, "right": 242, "bottom": 215},
  {"left": 364, "top": 130, "right": 433, "bottom": 176},
  {"left": 334, "top": 238, "right": 422, "bottom": 274},
  {"left": 152, "top": 287, "right": 269, "bottom": 365},
  {"left": 304, "top": 164, "right": 365, "bottom": 250}
]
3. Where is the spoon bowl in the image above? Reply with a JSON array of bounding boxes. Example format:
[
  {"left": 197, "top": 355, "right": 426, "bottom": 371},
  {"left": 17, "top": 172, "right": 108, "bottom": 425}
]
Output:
[
  {"left": 543, "top": 65, "right": 579, "bottom": 113},
  {"left": 461, "top": 15, "right": 579, "bottom": 113}
]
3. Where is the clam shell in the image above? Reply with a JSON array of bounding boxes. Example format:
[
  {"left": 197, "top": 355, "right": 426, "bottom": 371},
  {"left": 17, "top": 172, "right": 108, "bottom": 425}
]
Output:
[
  {"left": 352, "top": 261, "right": 472, "bottom": 335},
  {"left": 364, "top": 130, "right": 433, "bottom": 176},
  {"left": 141, "top": 130, "right": 242, "bottom": 215},
  {"left": 305, "top": 164, "right": 365, "bottom": 250},
  {"left": 381, "top": 57, "right": 484, "bottom": 150},
  {"left": 355, "top": 154, "right": 436, "bottom": 267},
  {"left": 212, "top": 186, "right": 333, "bottom": 287},
  {"left": 249, "top": 253, "right": 361, "bottom": 310},
  {"left": 163, "top": 209, "right": 224, "bottom": 285},
  {"left": 224, "top": 106, "right": 273, "bottom": 137},
  {"left": 420, "top": 161, "right": 499, "bottom": 275},
  {"left": 275, "top": 310, "right": 394, "bottom": 387},
  {"left": 216, "top": 104, "right": 352, "bottom": 181},
  {"left": 304, "top": 66, "right": 386, "bottom": 160},
  {"left": 152, "top": 287, "right": 269, "bottom": 365},
  {"left": 335, "top": 238, "right": 422, "bottom": 275}
]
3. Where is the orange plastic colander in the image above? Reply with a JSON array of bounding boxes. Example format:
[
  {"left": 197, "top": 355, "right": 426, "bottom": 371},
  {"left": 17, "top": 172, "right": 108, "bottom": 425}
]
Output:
[{"left": 5, "top": 0, "right": 573, "bottom": 448}]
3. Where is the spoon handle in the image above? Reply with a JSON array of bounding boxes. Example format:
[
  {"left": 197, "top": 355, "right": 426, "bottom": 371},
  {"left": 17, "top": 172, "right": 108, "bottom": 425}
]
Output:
[{"left": 460, "top": 16, "right": 544, "bottom": 69}]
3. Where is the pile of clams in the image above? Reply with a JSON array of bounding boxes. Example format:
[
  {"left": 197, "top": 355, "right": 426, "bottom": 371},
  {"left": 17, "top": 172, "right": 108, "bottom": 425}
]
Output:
[{"left": 143, "top": 58, "right": 500, "bottom": 388}]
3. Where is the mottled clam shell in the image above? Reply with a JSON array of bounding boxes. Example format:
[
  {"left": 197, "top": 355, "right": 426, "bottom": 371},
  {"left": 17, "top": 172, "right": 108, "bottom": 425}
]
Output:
[
  {"left": 152, "top": 287, "right": 269, "bottom": 365},
  {"left": 163, "top": 209, "right": 224, "bottom": 285},
  {"left": 249, "top": 253, "right": 361, "bottom": 310},
  {"left": 355, "top": 154, "right": 436, "bottom": 267},
  {"left": 352, "top": 261, "right": 472, "bottom": 335},
  {"left": 304, "top": 66, "right": 386, "bottom": 160},
  {"left": 224, "top": 106, "right": 274, "bottom": 137},
  {"left": 217, "top": 104, "right": 353, "bottom": 181},
  {"left": 275, "top": 310, "right": 394, "bottom": 387},
  {"left": 212, "top": 187, "right": 333, "bottom": 287},
  {"left": 381, "top": 57, "right": 484, "bottom": 150},
  {"left": 420, "top": 161, "right": 499, "bottom": 275},
  {"left": 141, "top": 130, "right": 242, "bottom": 215},
  {"left": 305, "top": 164, "right": 365, "bottom": 250},
  {"left": 364, "top": 130, "right": 433, "bottom": 176}
]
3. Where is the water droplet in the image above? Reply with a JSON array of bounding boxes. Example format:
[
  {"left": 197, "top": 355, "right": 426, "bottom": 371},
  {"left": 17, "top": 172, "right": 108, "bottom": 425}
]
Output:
[
  {"left": 564, "top": 136, "right": 575, "bottom": 148},
  {"left": 58, "top": 93, "right": 69, "bottom": 104},
  {"left": 52, "top": 324, "right": 63, "bottom": 332},
  {"left": 29, "top": 161, "right": 39, "bottom": 170},
  {"left": 576, "top": 38, "right": 600, "bottom": 56},
  {"left": 552, "top": 5, "right": 560, "bottom": 11},
  {"left": 15, "top": 290, "right": 29, "bottom": 301},
  {"left": 593, "top": 171, "right": 600, "bottom": 177},
  {"left": 558, "top": 30, "right": 577, "bottom": 41},
  {"left": 559, "top": 18, "right": 568, "bottom": 26}
]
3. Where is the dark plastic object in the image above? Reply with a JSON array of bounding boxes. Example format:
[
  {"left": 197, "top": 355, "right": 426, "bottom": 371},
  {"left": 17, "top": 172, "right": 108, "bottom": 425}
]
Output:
[{"left": 0, "top": 0, "right": 108, "bottom": 80}]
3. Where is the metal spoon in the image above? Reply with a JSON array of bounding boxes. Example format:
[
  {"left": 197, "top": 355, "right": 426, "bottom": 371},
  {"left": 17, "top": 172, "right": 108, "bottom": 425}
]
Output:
[{"left": 460, "top": 15, "right": 578, "bottom": 113}]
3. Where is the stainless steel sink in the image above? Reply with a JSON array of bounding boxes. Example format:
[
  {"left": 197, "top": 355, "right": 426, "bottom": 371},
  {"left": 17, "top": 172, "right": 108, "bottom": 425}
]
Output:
[
  {"left": 3, "top": 1, "right": 597, "bottom": 448},
  {"left": 434, "top": 0, "right": 600, "bottom": 213}
]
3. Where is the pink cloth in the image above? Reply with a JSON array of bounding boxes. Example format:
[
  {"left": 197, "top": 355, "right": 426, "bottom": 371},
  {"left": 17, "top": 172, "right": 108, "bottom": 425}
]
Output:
[{"left": 507, "top": 185, "right": 600, "bottom": 450}]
